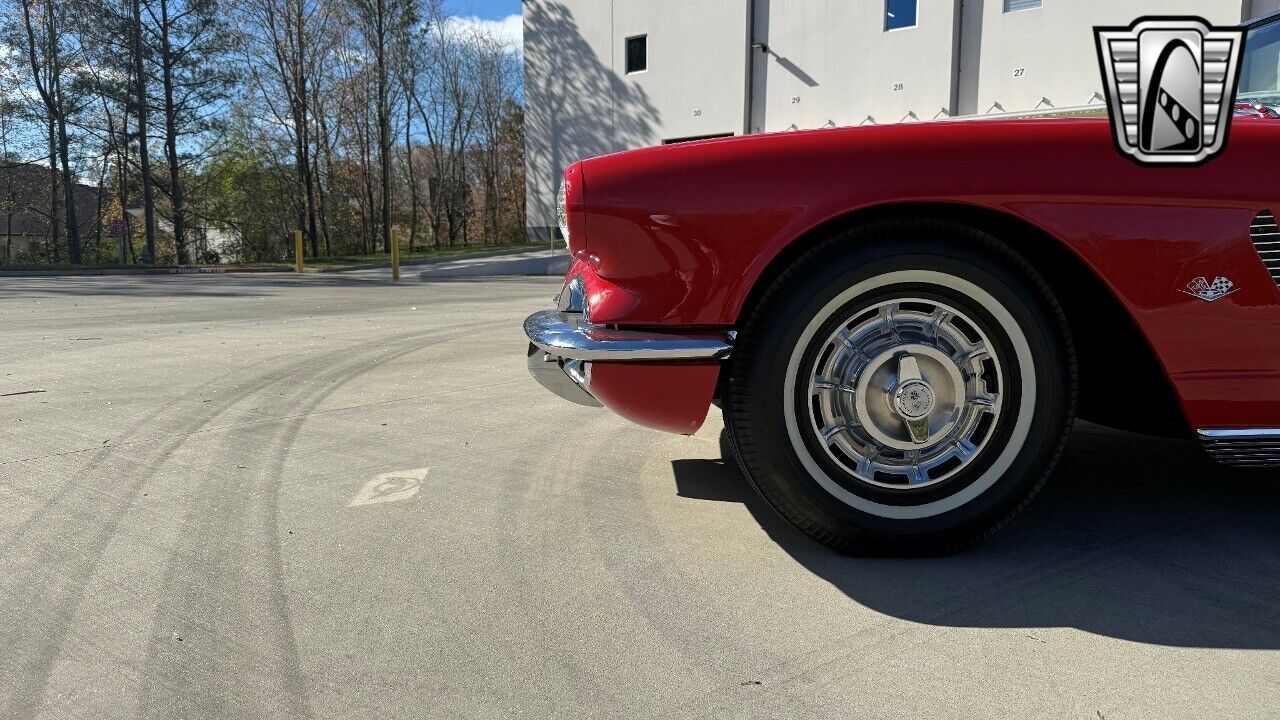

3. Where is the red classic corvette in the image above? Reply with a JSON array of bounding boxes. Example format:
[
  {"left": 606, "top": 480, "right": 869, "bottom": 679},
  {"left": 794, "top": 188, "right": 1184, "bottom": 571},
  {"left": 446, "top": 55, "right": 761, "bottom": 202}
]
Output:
[{"left": 526, "top": 15, "right": 1280, "bottom": 554}]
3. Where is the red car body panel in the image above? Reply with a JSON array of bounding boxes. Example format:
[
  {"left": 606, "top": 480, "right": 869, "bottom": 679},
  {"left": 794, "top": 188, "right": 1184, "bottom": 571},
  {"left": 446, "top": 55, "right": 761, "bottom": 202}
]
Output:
[
  {"left": 588, "top": 362, "right": 720, "bottom": 434},
  {"left": 567, "top": 117, "right": 1280, "bottom": 434}
]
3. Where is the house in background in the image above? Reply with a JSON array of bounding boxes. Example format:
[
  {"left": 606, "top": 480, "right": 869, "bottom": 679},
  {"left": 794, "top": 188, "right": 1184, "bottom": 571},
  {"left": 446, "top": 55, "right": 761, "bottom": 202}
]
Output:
[
  {"left": 0, "top": 163, "right": 104, "bottom": 262},
  {"left": 123, "top": 208, "right": 240, "bottom": 264}
]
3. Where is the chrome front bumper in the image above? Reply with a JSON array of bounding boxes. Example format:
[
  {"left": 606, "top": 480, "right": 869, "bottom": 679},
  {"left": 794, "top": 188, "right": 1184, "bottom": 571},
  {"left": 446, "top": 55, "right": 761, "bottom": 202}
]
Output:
[{"left": 523, "top": 309, "right": 733, "bottom": 406}]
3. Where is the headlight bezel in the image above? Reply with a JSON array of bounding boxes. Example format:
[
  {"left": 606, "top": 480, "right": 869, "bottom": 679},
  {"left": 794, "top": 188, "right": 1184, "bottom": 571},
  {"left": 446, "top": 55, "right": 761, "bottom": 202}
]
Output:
[
  {"left": 556, "top": 179, "right": 570, "bottom": 249},
  {"left": 558, "top": 163, "right": 586, "bottom": 256}
]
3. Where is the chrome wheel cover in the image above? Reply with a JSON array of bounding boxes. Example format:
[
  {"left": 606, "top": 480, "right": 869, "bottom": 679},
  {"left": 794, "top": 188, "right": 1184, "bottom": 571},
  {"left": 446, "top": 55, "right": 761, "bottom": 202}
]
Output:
[{"left": 803, "top": 298, "right": 1003, "bottom": 489}]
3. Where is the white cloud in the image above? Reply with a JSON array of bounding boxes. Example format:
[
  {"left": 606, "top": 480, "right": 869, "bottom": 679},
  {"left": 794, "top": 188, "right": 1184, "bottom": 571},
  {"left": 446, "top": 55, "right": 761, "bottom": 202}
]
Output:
[{"left": 444, "top": 13, "right": 523, "bottom": 53}]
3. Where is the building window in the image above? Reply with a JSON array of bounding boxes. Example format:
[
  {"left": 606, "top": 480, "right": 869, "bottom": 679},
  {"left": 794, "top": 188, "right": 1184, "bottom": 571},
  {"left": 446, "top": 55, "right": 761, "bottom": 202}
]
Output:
[
  {"left": 625, "top": 35, "right": 647, "bottom": 74},
  {"left": 885, "top": 0, "right": 917, "bottom": 31},
  {"left": 1004, "top": 0, "right": 1042, "bottom": 12}
]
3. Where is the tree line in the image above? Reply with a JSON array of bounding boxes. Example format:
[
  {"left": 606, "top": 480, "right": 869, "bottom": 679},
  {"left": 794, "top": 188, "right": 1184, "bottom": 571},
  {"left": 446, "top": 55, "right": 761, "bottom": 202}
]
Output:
[{"left": 0, "top": 0, "right": 524, "bottom": 265}]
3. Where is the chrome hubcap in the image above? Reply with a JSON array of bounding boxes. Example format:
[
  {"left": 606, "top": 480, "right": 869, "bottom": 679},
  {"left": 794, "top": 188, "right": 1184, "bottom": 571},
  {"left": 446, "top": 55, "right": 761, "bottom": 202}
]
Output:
[{"left": 805, "top": 298, "right": 1003, "bottom": 489}]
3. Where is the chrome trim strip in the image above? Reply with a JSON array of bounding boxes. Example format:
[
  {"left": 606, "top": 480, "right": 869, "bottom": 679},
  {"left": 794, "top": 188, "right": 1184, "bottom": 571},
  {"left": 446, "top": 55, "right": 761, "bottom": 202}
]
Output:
[
  {"left": 524, "top": 310, "right": 733, "bottom": 362},
  {"left": 1197, "top": 428, "right": 1280, "bottom": 467},
  {"left": 1250, "top": 211, "right": 1280, "bottom": 290},
  {"left": 945, "top": 104, "right": 1107, "bottom": 122},
  {"left": 1246, "top": 7, "right": 1280, "bottom": 28},
  {"left": 1199, "top": 428, "right": 1280, "bottom": 438}
]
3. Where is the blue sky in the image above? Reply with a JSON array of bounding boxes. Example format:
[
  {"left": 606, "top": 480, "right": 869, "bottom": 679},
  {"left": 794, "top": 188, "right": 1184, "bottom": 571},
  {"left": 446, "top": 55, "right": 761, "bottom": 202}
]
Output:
[
  {"left": 444, "top": 0, "right": 522, "bottom": 49},
  {"left": 445, "top": 0, "right": 520, "bottom": 20}
]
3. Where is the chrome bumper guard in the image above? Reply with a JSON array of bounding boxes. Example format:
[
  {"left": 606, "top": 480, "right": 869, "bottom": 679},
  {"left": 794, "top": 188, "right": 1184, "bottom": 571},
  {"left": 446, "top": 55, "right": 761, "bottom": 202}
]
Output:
[
  {"left": 527, "top": 341, "right": 602, "bottom": 407},
  {"left": 523, "top": 309, "right": 733, "bottom": 406}
]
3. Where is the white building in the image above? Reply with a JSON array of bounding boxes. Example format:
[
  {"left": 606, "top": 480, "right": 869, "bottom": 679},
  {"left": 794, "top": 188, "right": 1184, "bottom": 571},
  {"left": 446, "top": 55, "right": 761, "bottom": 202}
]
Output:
[{"left": 523, "top": 0, "right": 1280, "bottom": 239}]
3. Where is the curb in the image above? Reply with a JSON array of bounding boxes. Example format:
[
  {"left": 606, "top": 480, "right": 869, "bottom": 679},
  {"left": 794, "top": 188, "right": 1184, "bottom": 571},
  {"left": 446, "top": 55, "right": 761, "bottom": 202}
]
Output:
[
  {"left": 0, "top": 245, "right": 560, "bottom": 277},
  {"left": 0, "top": 266, "right": 291, "bottom": 277}
]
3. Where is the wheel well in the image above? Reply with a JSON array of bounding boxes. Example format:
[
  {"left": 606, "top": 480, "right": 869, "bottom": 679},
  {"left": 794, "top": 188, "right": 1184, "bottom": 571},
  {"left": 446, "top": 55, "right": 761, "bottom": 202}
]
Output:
[{"left": 731, "top": 203, "right": 1190, "bottom": 438}]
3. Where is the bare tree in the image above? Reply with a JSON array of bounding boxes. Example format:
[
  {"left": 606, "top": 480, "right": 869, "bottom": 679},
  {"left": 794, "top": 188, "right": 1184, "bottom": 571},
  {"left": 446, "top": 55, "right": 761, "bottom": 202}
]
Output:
[
  {"left": 0, "top": 98, "right": 24, "bottom": 260},
  {"left": 471, "top": 30, "right": 519, "bottom": 244},
  {"left": 350, "top": 0, "right": 417, "bottom": 253},
  {"left": 14, "top": 0, "right": 84, "bottom": 262},
  {"left": 394, "top": 18, "right": 420, "bottom": 251},
  {"left": 143, "top": 0, "right": 231, "bottom": 264},
  {"left": 0, "top": 0, "right": 528, "bottom": 266},
  {"left": 236, "top": 0, "right": 332, "bottom": 257},
  {"left": 308, "top": 68, "right": 332, "bottom": 254},
  {"left": 71, "top": 0, "right": 140, "bottom": 263},
  {"left": 129, "top": 0, "right": 157, "bottom": 260}
]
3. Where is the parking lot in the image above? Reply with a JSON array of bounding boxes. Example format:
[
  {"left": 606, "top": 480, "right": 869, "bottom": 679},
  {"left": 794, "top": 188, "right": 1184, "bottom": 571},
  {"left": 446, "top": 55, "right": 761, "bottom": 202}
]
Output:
[{"left": 3, "top": 273, "right": 1280, "bottom": 719}]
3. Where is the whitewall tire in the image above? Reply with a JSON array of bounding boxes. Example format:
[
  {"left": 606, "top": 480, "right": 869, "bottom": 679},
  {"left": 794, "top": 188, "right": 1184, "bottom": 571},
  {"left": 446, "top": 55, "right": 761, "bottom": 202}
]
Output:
[{"left": 725, "top": 219, "right": 1075, "bottom": 555}]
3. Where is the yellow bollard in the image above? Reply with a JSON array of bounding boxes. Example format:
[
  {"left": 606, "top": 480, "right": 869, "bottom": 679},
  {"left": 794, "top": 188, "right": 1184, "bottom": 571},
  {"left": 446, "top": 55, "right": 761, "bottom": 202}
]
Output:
[
  {"left": 294, "top": 230, "right": 304, "bottom": 274},
  {"left": 391, "top": 228, "right": 400, "bottom": 282}
]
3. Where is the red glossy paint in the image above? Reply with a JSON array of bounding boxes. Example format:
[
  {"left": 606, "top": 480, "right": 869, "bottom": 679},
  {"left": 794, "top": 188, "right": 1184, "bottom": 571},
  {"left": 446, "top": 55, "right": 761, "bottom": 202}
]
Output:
[
  {"left": 562, "top": 117, "right": 1280, "bottom": 432},
  {"left": 587, "top": 362, "right": 720, "bottom": 435}
]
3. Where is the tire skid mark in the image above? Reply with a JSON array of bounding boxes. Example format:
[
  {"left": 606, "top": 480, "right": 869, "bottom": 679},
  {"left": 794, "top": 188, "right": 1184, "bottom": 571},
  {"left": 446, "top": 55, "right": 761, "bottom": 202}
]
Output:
[
  {"left": 8, "top": 379, "right": 553, "bottom": 666},
  {"left": 138, "top": 322, "right": 504, "bottom": 720},
  {"left": 1, "top": 375, "right": 531, "bottom": 471},
  {"left": 0, "top": 348, "right": 301, "bottom": 557},
  {"left": 495, "top": 415, "right": 700, "bottom": 715},
  {"left": 0, "top": 354, "right": 314, "bottom": 719},
  {"left": 0, "top": 322, "right": 488, "bottom": 719},
  {"left": 500, "top": 423, "right": 602, "bottom": 711},
  {"left": 599, "top": 434, "right": 782, "bottom": 693}
]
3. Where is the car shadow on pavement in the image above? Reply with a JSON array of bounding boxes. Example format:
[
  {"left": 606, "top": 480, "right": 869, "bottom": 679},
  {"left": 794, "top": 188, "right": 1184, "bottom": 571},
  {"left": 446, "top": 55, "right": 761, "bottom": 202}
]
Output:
[{"left": 672, "top": 421, "right": 1280, "bottom": 650}]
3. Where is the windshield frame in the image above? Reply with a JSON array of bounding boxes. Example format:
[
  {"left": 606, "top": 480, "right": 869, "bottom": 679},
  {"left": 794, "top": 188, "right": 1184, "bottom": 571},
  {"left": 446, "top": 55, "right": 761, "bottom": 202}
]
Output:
[{"left": 1241, "top": 9, "right": 1280, "bottom": 103}]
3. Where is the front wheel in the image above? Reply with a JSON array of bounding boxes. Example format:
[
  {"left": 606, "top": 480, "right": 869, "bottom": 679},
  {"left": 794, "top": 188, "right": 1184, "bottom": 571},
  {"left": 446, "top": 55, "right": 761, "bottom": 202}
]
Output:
[{"left": 725, "top": 220, "right": 1075, "bottom": 555}]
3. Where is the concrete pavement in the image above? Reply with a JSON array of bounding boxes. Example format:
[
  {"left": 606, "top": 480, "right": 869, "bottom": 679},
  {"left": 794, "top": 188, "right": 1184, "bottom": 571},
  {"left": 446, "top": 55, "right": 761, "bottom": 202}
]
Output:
[{"left": 2, "top": 273, "right": 1280, "bottom": 719}]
